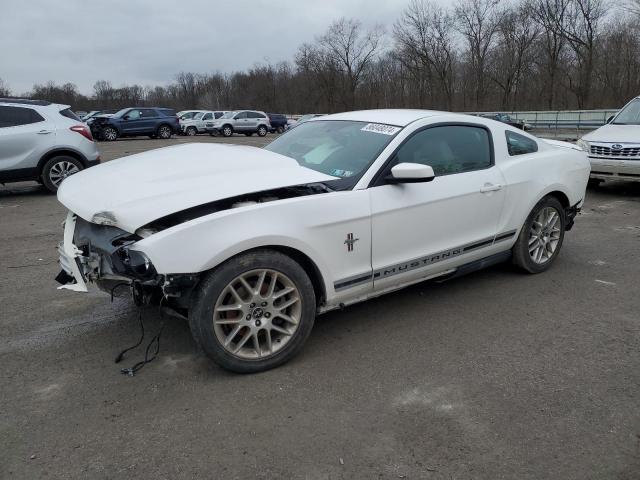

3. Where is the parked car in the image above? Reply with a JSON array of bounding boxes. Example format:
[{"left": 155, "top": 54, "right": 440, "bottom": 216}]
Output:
[
  {"left": 288, "top": 114, "right": 325, "bottom": 129},
  {"left": 75, "top": 111, "right": 88, "bottom": 119},
  {"left": 90, "top": 107, "right": 179, "bottom": 141},
  {"left": 206, "top": 110, "right": 271, "bottom": 137},
  {"left": 578, "top": 95, "right": 640, "bottom": 185},
  {"left": 181, "top": 110, "right": 229, "bottom": 136},
  {"left": 267, "top": 113, "right": 288, "bottom": 134},
  {"left": 83, "top": 110, "right": 117, "bottom": 125},
  {"left": 0, "top": 98, "right": 100, "bottom": 192},
  {"left": 56, "top": 109, "right": 589, "bottom": 373},
  {"left": 177, "top": 110, "right": 202, "bottom": 121},
  {"left": 481, "top": 113, "right": 530, "bottom": 130}
]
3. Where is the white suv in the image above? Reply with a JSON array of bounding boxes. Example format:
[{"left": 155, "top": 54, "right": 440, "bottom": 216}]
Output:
[
  {"left": 578, "top": 96, "right": 640, "bottom": 184},
  {"left": 180, "top": 110, "right": 229, "bottom": 136},
  {"left": 0, "top": 99, "right": 100, "bottom": 192}
]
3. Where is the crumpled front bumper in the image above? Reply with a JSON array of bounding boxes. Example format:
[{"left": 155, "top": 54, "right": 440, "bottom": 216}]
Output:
[{"left": 56, "top": 212, "right": 89, "bottom": 292}]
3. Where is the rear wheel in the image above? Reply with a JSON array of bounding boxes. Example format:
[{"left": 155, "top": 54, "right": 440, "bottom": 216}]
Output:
[
  {"left": 101, "top": 126, "right": 118, "bottom": 141},
  {"left": 257, "top": 125, "right": 268, "bottom": 137},
  {"left": 41, "top": 156, "right": 83, "bottom": 193},
  {"left": 512, "top": 196, "right": 566, "bottom": 273},
  {"left": 190, "top": 250, "right": 316, "bottom": 373},
  {"left": 157, "top": 124, "right": 172, "bottom": 139},
  {"left": 276, "top": 126, "right": 285, "bottom": 134},
  {"left": 588, "top": 178, "right": 603, "bottom": 188},
  {"left": 244, "top": 132, "right": 253, "bottom": 137}
]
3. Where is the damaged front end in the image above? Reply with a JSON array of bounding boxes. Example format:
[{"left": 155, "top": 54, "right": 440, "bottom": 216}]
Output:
[{"left": 56, "top": 212, "right": 197, "bottom": 306}]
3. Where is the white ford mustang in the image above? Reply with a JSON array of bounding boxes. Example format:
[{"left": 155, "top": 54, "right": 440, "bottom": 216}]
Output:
[{"left": 56, "top": 109, "right": 590, "bottom": 372}]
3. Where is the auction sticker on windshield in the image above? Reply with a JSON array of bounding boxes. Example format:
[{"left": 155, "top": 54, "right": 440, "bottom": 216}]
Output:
[{"left": 361, "top": 123, "right": 401, "bottom": 135}]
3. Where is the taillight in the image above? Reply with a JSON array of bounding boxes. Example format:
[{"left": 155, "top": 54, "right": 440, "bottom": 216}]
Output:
[{"left": 70, "top": 125, "right": 94, "bottom": 141}]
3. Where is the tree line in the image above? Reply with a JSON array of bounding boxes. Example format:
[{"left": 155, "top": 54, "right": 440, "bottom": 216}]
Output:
[{"left": 2, "top": 0, "right": 639, "bottom": 114}]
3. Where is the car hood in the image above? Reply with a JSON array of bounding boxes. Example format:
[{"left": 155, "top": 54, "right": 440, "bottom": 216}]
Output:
[
  {"left": 582, "top": 124, "right": 640, "bottom": 143},
  {"left": 57, "top": 143, "right": 336, "bottom": 233}
]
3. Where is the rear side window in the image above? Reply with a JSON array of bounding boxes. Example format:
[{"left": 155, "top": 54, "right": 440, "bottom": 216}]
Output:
[
  {"left": 141, "top": 109, "right": 158, "bottom": 118},
  {"left": 395, "top": 125, "right": 492, "bottom": 176},
  {"left": 60, "top": 108, "right": 80, "bottom": 121},
  {"left": 0, "top": 106, "right": 45, "bottom": 127},
  {"left": 505, "top": 130, "right": 538, "bottom": 156},
  {"left": 159, "top": 109, "right": 175, "bottom": 117}
]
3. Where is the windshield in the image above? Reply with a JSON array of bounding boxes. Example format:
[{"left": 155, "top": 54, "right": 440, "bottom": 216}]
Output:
[
  {"left": 221, "top": 111, "right": 236, "bottom": 119},
  {"left": 112, "top": 108, "right": 130, "bottom": 118},
  {"left": 612, "top": 99, "right": 640, "bottom": 125},
  {"left": 264, "top": 120, "right": 401, "bottom": 188},
  {"left": 180, "top": 111, "right": 199, "bottom": 120}
]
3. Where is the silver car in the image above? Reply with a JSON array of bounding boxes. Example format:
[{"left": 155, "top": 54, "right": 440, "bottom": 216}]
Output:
[
  {"left": 0, "top": 98, "right": 100, "bottom": 192},
  {"left": 207, "top": 110, "right": 271, "bottom": 137}
]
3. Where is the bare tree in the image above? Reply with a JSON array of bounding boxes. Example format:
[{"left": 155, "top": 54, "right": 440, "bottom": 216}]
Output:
[
  {"left": 490, "top": 2, "right": 540, "bottom": 109},
  {"left": 394, "top": 0, "right": 457, "bottom": 109},
  {"left": 317, "top": 18, "right": 384, "bottom": 109},
  {"left": 0, "top": 78, "right": 10, "bottom": 97},
  {"left": 455, "top": 0, "right": 504, "bottom": 109}
]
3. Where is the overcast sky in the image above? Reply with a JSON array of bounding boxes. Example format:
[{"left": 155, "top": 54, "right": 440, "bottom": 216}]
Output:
[{"left": 0, "top": 0, "right": 448, "bottom": 95}]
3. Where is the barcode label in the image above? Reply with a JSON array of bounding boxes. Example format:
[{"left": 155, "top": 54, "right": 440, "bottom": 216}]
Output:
[{"left": 361, "top": 123, "right": 401, "bottom": 135}]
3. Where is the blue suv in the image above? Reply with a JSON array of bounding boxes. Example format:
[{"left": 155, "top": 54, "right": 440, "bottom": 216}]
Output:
[{"left": 91, "top": 107, "right": 179, "bottom": 141}]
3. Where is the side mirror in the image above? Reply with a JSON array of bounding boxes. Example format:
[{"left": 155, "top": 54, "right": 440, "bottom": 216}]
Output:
[
  {"left": 606, "top": 115, "right": 615, "bottom": 124},
  {"left": 386, "top": 163, "right": 435, "bottom": 184}
]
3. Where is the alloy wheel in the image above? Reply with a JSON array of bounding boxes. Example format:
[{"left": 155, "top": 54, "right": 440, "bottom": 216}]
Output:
[
  {"left": 528, "top": 207, "right": 562, "bottom": 264},
  {"left": 159, "top": 126, "right": 171, "bottom": 139},
  {"left": 49, "top": 161, "right": 80, "bottom": 187},
  {"left": 213, "top": 269, "right": 302, "bottom": 359}
]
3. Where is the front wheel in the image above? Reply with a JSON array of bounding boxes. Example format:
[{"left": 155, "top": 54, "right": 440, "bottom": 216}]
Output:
[
  {"left": 257, "top": 125, "right": 268, "bottom": 137},
  {"left": 190, "top": 250, "right": 316, "bottom": 373},
  {"left": 222, "top": 125, "right": 233, "bottom": 137},
  {"left": 512, "top": 196, "right": 566, "bottom": 273},
  {"left": 186, "top": 126, "right": 197, "bottom": 136},
  {"left": 101, "top": 126, "right": 118, "bottom": 141}
]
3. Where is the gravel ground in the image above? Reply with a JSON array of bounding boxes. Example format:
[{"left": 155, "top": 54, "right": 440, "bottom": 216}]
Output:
[{"left": 1, "top": 133, "right": 639, "bottom": 479}]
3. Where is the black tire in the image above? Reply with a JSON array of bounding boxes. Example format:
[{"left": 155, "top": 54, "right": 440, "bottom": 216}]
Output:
[
  {"left": 588, "top": 178, "right": 603, "bottom": 188},
  {"left": 209, "top": 130, "right": 218, "bottom": 137},
  {"left": 186, "top": 126, "right": 198, "bottom": 136},
  {"left": 190, "top": 249, "right": 316, "bottom": 373},
  {"left": 257, "top": 125, "right": 268, "bottom": 137},
  {"left": 222, "top": 125, "right": 233, "bottom": 137},
  {"left": 276, "top": 126, "right": 285, "bottom": 134},
  {"left": 244, "top": 132, "right": 253, "bottom": 137},
  {"left": 101, "top": 126, "right": 118, "bottom": 142},
  {"left": 157, "top": 124, "right": 172, "bottom": 139},
  {"left": 512, "top": 195, "right": 566, "bottom": 274},
  {"left": 41, "top": 156, "right": 84, "bottom": 193}
]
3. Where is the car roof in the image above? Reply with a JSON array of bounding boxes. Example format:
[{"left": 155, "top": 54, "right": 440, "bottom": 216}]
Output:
[
  {"left": 318, "top": 109, "right": 463, "bottom": 127},
  {"left": 0, "top": 98, "right": 71, "bottom": 110}
]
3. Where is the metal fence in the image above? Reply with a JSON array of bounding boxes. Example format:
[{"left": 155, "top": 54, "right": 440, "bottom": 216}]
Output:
[{"left": 470, "top": 109, "right": 619, "bottom": 131}]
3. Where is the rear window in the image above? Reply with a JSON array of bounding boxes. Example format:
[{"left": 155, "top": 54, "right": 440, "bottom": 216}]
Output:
[
  {"left": 506, "top": 130, "right": 538, "bottom": 156},
  {"left": 0, "top": 106, "right": 45, "bottom": 127},
  {"left": 60, "top": 109, "right": 81, "bottom": 121}
]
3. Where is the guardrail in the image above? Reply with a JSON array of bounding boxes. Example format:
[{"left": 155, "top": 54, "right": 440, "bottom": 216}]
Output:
[{"left": 470, "top": 109, "right": 619, "bottom": 131}]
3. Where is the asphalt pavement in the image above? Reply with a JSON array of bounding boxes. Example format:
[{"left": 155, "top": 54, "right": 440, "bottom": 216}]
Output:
[{"left": 1, "top": 134, "right": 639, "bottom": 479}]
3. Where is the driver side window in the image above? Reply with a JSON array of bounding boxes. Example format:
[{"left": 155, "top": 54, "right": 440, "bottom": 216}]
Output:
[{"left": 394, "top": 125, "right": 492, "bottom": 176}]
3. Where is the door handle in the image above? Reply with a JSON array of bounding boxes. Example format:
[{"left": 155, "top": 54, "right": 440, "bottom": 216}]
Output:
[
  {"left": 480, "top": 183, "right": 502, "bottom": 193},
  {"left": 37, "top": 130, "right": 53, "bottom": 134}
]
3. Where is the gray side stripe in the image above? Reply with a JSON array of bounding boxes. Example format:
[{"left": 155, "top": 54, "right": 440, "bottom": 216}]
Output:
[{"left": 333, "top": 230, "right": 517, "bottom": 292}]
